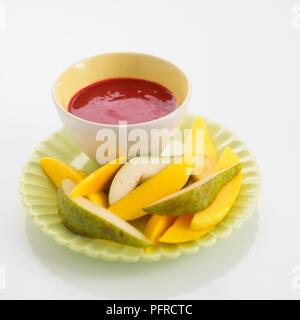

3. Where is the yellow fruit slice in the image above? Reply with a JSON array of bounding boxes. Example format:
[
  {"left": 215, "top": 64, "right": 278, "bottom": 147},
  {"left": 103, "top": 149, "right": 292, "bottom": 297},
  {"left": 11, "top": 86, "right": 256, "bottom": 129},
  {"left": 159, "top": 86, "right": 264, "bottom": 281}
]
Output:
[
  {"left": 159, "top": 215, "right": 213, "bottom": 244},
  {"left": 214, "top": 146, "right": 239, "bottom": 171},
  {"left": 143, "top": 117, "right": 206, "bottom": 245},
  {"left": 40, "top": 157, "right": 86, "bottom": 188},
  {"left": 191, "top": 147, "right": 243, "bottom": 230},
  {"left": 88, "top": 192, "right": 108, "bottom": 208},
  {"left": 109, "top": 159, "right": 193, "bottom": 221},
  {"left": 144, "top": 216, "right": 176, "bottom": 247},
  {"left": 192, "top": 117, "right": 218, "bottom": 180},
  {"left": 71, "top": 157, "right": 125, "bottom": 198}
]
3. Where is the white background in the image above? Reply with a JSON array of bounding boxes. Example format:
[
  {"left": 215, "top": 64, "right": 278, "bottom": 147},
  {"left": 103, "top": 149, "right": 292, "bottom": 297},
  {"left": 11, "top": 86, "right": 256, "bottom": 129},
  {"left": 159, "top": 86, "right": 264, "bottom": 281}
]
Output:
[{"left": 0, "top": 0, "right": 300, "bottom": 300}]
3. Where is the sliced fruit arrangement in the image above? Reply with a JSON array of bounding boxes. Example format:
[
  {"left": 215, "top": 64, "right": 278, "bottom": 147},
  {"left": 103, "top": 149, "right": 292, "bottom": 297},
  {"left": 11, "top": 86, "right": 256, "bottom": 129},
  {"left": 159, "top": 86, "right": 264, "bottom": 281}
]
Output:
[{"left": 39, "top": 116, "right": 243, "bottom": 249}]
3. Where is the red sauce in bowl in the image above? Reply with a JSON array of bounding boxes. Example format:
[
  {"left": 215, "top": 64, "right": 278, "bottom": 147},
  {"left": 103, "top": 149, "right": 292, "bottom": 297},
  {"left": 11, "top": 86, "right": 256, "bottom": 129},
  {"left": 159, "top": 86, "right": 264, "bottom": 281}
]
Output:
[{"left": 68, "top": 78, "right": 178, "bottom": 124}]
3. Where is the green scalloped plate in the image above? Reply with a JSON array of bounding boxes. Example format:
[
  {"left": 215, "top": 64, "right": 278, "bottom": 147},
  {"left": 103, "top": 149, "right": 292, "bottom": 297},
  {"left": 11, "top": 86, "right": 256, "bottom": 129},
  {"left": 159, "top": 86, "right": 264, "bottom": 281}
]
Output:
[{"left": 20, "top": 115, "right": 261, "bottom": 262}]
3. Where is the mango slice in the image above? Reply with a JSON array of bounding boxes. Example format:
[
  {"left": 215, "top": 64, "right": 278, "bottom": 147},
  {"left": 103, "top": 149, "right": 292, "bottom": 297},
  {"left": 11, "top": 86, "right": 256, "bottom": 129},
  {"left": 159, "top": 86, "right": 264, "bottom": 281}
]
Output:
[
  {"left": 40, "top": 157, "right": 86, "bottom": 188},
  {"left": 159, "top": 215, "right": 213, "bottom": 244},
  {"left": 192, "top": 117, "right": 218, "bottom": 180},
  {"left": 71, "top": 157, "right": 125, "bottom": 198},
  {"left": 214, "top": 147, "right": 240, "bottom": 171},
  {"left": 144, "top": 216, "right": 176, "bottom": 246},
  {"left": 143, "top": 117, "right": 205, "bottom": 245},
  {"left": 191, "top": 147, "right": 242, "bottom": 230}
]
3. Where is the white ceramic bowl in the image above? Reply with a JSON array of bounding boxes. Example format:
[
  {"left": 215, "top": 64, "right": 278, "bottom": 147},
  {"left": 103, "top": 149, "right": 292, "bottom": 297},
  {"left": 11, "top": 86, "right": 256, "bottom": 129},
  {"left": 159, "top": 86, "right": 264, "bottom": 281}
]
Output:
[{"left": 53, "top": 52, "right": 190, "bottom": 163}]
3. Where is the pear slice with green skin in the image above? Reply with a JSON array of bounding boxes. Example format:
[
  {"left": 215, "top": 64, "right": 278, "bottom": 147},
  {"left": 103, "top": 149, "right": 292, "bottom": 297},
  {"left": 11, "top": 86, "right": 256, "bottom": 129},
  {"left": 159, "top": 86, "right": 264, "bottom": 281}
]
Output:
[
  {"left": 144, "top": 163, "right": 241, "bottom": 216},
  {"left": 58, "top": 179, "right": 152, "bottom": 248}
]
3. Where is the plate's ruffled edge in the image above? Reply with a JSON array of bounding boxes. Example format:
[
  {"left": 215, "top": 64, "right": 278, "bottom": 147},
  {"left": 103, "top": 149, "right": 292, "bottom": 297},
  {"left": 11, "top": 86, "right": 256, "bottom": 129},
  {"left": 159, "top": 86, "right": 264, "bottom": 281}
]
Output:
[{"left": 19, "top": 119, "right": 261, "bottom": 263}]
